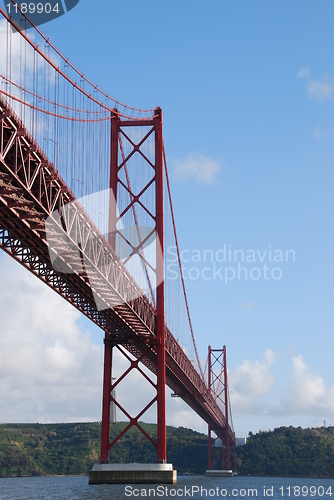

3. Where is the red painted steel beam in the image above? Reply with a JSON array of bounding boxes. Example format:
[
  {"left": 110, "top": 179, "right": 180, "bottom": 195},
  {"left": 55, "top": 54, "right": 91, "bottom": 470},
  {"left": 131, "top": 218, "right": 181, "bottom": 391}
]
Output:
[
  {"left": 109, "top": 109, "right": 119, "bottom": 250},
  {"left": 108, "top": 395, "right": 158, "bottom": 450},
  {"left": 154, "top": 108, "right": 166, "bottom": 464},
  {"left": 224, "top": 345, "right": 230, "bottom": 470},
  {"left": 208, "top": 345, "right": 212, "bottom": 470},
  {"left": 119, "top": 119, "right": 155, "bottom": 127},
  {"left": 100, "top": 337, "right": 113, "bottom": 463}
]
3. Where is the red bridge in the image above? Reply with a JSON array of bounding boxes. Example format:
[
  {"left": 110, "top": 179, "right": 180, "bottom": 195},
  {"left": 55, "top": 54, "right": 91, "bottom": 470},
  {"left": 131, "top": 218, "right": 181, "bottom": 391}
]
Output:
[{"left": 0, "top": 7, "right": 236, "bottom": 475}]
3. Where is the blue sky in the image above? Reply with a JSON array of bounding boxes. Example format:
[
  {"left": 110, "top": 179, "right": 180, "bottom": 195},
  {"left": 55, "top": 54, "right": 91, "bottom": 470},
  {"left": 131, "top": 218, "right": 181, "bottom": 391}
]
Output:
[{"left": 1, "top": 0, "right": 334, "bottom": 439}]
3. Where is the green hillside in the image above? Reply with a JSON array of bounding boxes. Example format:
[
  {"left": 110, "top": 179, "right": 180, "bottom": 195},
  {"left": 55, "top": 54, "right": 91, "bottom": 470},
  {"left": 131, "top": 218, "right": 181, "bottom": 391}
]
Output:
[
  {"left": 2, "top": 423, "right": 334, "bottom": 478},
  {"left": 237, "top": 426, "right": 334, "bottom": 477},
  {"left": 0, "top": 422, "right": 208, "bottom": 477}
]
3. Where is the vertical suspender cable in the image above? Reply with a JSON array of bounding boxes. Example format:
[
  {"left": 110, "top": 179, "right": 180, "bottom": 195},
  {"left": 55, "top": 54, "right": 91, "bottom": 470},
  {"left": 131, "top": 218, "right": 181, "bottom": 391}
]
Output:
[{"left": 162, "top": 140, "right": 204, "bottom": 380}]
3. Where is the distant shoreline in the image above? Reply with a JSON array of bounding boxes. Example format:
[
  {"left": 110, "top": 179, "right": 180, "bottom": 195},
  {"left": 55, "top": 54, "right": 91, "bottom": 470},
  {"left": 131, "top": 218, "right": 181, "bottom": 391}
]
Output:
[{"left": 1, "top": 423, "right": 334, "bottom": 479}]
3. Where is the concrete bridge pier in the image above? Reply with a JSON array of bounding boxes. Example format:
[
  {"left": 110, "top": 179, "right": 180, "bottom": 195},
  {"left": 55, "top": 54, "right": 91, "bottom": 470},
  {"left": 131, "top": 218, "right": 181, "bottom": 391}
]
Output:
[{"left": 89, "top": 463, "right": 177, "bottom": 484}]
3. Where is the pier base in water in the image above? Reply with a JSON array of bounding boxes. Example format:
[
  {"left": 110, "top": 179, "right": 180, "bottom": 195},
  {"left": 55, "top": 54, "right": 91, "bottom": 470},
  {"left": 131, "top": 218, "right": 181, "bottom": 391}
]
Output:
[
  {"left": 205, "top": 469, "right": 233, "bottom": 477},
  {"left": 89, "top": 463, "right": 177, "bottom": 484}
]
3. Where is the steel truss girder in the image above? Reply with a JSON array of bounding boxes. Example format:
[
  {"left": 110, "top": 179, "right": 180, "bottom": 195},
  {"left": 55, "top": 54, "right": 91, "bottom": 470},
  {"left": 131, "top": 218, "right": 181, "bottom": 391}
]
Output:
[{"left": 0, "top": 96, "right": 155, "bottom": 336}]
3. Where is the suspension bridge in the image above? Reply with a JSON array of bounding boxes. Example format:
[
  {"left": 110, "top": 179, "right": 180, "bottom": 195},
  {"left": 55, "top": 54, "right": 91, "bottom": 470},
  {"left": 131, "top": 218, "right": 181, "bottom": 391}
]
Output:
[{"left": 0, "top": 7, "right": 236, "bottom": 484}]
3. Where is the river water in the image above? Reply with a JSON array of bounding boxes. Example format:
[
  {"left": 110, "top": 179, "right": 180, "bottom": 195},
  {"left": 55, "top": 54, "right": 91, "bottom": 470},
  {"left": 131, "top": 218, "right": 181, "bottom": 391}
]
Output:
[{"left": 0, "top": 475, "right": 333, "bottom": 500}]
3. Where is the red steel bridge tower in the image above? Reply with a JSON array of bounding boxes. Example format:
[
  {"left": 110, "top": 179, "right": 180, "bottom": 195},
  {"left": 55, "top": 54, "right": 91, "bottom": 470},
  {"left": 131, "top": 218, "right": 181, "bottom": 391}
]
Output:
[
  {"left": 100, "top": 108, "right": 167, "bottom": 466},
  {"left": 207, "top": 346, "right": 236, "bottom": 474}
]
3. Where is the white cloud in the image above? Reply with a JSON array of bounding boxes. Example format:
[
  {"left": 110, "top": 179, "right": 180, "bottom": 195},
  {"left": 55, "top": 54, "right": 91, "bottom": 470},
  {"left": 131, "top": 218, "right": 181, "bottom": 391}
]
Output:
[
  {"left": 172, "top": 154, "right": 222, "bottom": 185},
  {"left": 306, "top": 78, "right": 334, "bottom": 100},
  {"left": 229, "top": 349, "right": 276, "bottom": 415},
  {"left": 230, "top": 351, "right": 334, "bottom": 436},
  {"left": 242, "top": 302, "right": 255, "bottom": 310},
  {"left": 0, "top": 251, "right": 103, "bottom": 423},
  {"left": 314, "top": 125, "right": 324, "bottom": 140},
  {"left": 297, "top": 67, "right": 309, "bottom": 79},
  {"left": 229, "top": 350, "right": 334, "bottom": 422},
  {"left": 278, "top": 355, "right": 334, "bottom": 417},
  {"left": 166, "top": 389, "right": 207, "bottom": 433},
  {"left": 0, "top": 251, "right": 208, "bottom": 434},
  {"left": 0, "top": 18, "right": 61, "bottom": 135},
  {"left": 0, "top": 20, "right": 32, "bottom": 82},
  {"left": 5, "top": 244, "right": 334, "bottom": 436},
  {"left": 297, "top": 66, "right": 334, "bottom": 101},
  {"left": 0, "top": 19, "right": 60, "bottom": 79}
]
